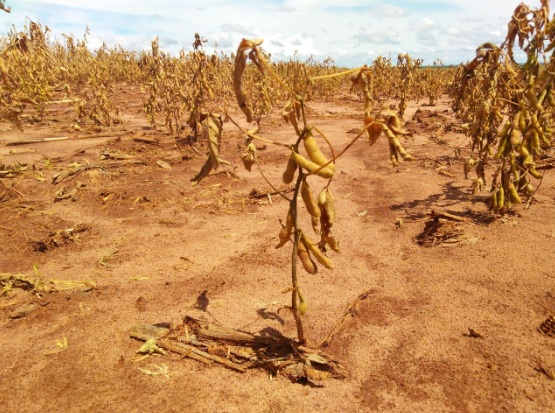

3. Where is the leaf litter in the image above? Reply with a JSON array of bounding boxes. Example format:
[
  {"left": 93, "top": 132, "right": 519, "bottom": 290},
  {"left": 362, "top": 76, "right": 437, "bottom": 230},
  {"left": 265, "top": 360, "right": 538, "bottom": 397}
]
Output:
[{"left": 130, "top": 316, "right": 347, "bottom": 385}]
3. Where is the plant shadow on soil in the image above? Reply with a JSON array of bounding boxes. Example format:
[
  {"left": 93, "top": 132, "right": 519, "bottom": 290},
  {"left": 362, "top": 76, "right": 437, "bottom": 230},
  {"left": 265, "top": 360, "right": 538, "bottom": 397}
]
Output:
[{"left": 390, "top": 180, "right": 497, "bottom": 225}]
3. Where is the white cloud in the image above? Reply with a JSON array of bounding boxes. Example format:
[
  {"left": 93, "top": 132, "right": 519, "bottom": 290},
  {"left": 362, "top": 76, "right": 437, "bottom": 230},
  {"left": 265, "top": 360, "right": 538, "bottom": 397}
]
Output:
[
  {"left": 378, "top": 5, "right": 407, "bottom": 17},
  {"left": 417, "top": 31, "right": 438, "bottom": 48},
  {"left": 282, "top": 0, "right": 320, "bottom": 10},
  {"left": 263, "top": 35, "right": 322, "bottom": 58},
  {"left": 354, "top": 28, "right": 400, "bottom": 45},
  {"left": 413, "top": 17, "right": 436, "bottom": 30}
]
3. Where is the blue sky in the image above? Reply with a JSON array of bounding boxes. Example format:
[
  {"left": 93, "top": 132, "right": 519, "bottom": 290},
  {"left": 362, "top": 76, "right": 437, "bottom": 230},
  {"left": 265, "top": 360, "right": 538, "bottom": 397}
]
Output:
[{"left": 1, "top": 0, "right": 547, "bottom": 66}]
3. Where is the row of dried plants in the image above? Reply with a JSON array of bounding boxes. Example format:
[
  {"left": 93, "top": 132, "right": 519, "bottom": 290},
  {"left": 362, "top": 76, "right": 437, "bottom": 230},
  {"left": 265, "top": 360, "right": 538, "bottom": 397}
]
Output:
[{"left": 451, "top": 0, "right": 555, "bottom": 214}]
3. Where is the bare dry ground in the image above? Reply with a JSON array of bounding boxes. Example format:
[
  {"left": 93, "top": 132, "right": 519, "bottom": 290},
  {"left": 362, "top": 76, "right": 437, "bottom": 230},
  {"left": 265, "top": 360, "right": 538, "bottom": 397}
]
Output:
[{"left": 1, "top": 90, "right": 554, "bottom": 413}]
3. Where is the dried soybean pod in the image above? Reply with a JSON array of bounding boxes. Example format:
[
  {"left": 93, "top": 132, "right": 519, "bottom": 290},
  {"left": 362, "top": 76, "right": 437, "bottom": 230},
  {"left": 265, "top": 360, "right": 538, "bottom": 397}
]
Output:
[
  {"left": 510, "top": 155, "right": 520, "bottom": 182},
  {"left": 530, "top": 113, "right": 542, "bottom": 132},
  {"left": 498, "top": 122, "right": 512, "bottom": 138},
  {"left": 531, "top": 129, "right": 541, "bottom": 151},
  {"left": 276, "top": 207, "right": 294, "bottom": 249},
  {"left": 509, "top": 128, "right": 520, "bottom": 146},
  {"left": 301, "top": 179, "right": 320, "bottom": 220},
  {"left": 547, "top": 88, "right": 555, "bottom": 107},
  {"left": 491, "top": 189, "right": 499, "bottom": 212},
  {"left": 282, "top": 152, "right": 297, "bottom": 184},
  {"left": 538, "top": 129, "right": 551, "bottom": 146},
  {"left": 507, "top": 182, "right": 522, "bottom": 203},
  {"left": 518, "top": 144, "right": 532, "bottom": 165},
  {"left": 297, "top": 289, "right": 307, "bottom": 316},
  {"left": 297, "top": 232, "right": 318, "bottom": 274},
  {"left": 291, "top": 149, "right": 335, "bottom": 179},
  {"left": 501, "top": 169, "right": 514, "bottom": 205},
  {"left": 529, "top": 166, "right": 542, "bottom": 179},
  {"left": 318, "top": 188, "right": 335, "bottom": 245},
  {"left": 301, "top": 232, "right": 334, "bottom": 270},
  {"left": 526, "top": 88, "right": 544, "bottom": 113},
  {"left": 497, "top": 186, "right": 505, "bottom": 210},
  {"left": 530, "top": 114, "right": 550, "bottom": 147},
  {"left": 493, "top": 108, "right": 503, "bottom": 123},
  {"left": 318, "top": 188, "right": 335, "bottom": 226},
  {"left": 538, "top": 88, "right": 547, "bottom": 105},
  {"left": 302, "top": 127, "right": 336, "bottom": 172},
  {"left": 494, "top": 134, "right": 509, "bottom": 160},
  {"left": 511, "top": 110, "right": 522, "bottom": 130},
  {"left": 518, "top": 111, "right": 527, "bottom": 132}
]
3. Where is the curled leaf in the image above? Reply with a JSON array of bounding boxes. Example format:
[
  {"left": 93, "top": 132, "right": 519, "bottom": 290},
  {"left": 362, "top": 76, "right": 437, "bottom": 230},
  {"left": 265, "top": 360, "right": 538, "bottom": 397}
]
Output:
[
  {"left": 364, "top": 116, "right": 382, "bottom": 146},
  {"left": 241, "top": 142, "right": 257, "bottom": 172},
  {"left": 233, "top": 39, "right": 264, "bottom": 123},
  {"left": 191, "top": 113, "right": 225, "bottom": 185},
  {"left": 282, "top": 99, "right": 301, "bottom": 135}
]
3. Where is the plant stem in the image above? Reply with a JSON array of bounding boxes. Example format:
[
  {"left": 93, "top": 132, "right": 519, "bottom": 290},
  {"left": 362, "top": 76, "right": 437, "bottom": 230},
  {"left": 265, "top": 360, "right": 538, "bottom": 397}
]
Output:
[
  {"left": 309, "top": 66, "right": 364, "bottom": 82},
  {"left": 254, "top": 157, "right": 292, "bottom": 202},
  {"left": 290, "top": 170, "right": 305, "bottom": 344},
  {"left": 226, "top": 112, "right": 290, "bottom": 148}
]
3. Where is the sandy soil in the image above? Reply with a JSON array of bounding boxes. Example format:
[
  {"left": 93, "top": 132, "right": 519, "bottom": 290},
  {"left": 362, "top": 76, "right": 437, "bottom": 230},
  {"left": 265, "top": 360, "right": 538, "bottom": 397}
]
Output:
[{"left": 1, "top": 89, "right": 554, "bottom": 413}]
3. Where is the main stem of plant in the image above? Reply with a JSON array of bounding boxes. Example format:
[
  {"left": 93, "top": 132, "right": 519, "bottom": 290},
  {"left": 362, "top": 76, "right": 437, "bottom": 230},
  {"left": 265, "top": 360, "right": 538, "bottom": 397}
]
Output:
[{"left": 290, "top": 170, "right": 305, "bottom": 344}]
